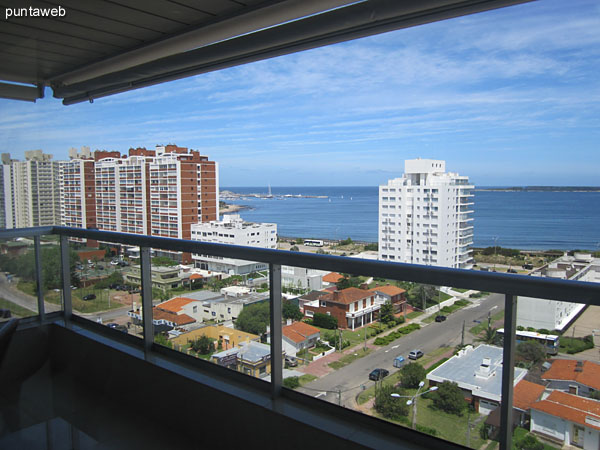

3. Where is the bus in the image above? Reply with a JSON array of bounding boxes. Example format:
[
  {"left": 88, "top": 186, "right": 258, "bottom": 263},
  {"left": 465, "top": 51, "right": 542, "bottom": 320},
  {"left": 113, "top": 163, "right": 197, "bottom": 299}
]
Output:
[
  {"left": 497, "top": 328, "right": 559, "bottom": 355},
  {"left": 304, "top": 239, "right": 324, "bottom": 247}
]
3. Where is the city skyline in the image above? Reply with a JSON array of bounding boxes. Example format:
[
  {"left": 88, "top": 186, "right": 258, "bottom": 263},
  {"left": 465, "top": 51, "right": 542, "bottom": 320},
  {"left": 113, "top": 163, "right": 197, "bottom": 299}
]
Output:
[{"left": 1, "top": 0, "right": 599, "bottom": 186}]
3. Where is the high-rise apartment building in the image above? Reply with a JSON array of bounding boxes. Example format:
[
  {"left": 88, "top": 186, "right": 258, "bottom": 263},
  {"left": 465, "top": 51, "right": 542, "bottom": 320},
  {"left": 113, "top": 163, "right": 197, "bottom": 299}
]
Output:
[
  {"left": 59, "top": 144, "right": 219, "bottom": 263},
  {"left": 378, "top": 159, "right": 474, "bottom": 269},
  {"left": 0, "top": 150, "right": 61, "bottom": 229}
]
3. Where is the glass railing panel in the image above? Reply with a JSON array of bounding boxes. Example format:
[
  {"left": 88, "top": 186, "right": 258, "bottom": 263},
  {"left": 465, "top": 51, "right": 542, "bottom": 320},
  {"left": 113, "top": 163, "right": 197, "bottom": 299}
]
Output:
[
  {"left": 152, "top": 249, "right": 273, "bottom": 383},
  {"left": 0, "top": 235, "right": 43, "bottom": 320},
  {"left": 70, "top": 238, "right": 140, "bottom": 338}
]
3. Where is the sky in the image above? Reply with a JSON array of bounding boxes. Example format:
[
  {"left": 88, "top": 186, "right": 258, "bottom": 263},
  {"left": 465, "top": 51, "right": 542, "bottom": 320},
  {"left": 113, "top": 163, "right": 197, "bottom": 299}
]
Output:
[{"left": 0, "top": 0, "right": 599, "bottom": 187}]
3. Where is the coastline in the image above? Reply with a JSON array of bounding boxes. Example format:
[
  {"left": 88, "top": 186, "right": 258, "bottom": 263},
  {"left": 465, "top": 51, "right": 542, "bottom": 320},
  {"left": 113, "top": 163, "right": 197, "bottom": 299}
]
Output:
[{"left": 220, "top": 203, "right": 251, "bottom": 214}]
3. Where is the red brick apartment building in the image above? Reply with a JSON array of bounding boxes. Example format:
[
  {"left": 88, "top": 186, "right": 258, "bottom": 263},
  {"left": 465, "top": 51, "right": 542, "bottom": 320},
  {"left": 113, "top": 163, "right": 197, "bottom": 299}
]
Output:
[
  {"left": 60, "top": 145, "right": 218, "bottom": 262},
  {"left": 303, "top": 287, "right": 380, "bottom": 330}
]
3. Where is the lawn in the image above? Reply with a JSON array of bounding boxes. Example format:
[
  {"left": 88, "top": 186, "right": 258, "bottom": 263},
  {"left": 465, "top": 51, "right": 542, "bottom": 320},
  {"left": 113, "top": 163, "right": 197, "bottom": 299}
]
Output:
[
  {"left": 511, "top": 427, "right": 559, "bottom": 450},
  {"left": 416, "top": 399, "right": 486, "bottom": 448},
  {"left": 356, "top": 368, "right": 404, "bottom": 404},
  {"left": 406, "top": 311, "right": 423, "bottom": 320},
  {"left": 315, "top": 326, "right": 378, "bottom": 348},
  {"left": 453, "top": 288, "right": 469, "bottom": 293},
  {"left": 469, "top": 310, "right": 505, "bottom": 335},
  {"left": 298, "top": 374, "right": 318, "bottom": 386},
  {"left": 0, "top": 297, "right": 36, "bottom": 317},
  {"left": 422, "top": 300, "right": 471, "bottom": 323}
]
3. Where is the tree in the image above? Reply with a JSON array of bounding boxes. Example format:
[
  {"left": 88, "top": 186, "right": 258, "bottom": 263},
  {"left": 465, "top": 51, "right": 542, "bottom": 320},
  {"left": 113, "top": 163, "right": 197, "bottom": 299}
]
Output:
[
  {"left": 290, "top": 245, "right": 299, "bottom": 251},
  {"left": 336, "top": 274, "right": 362, "bottom": 290},
  {"left": 476, "top": 325, "right": 500, "bottom": 345},
  {"left": 515, "top": 433, "right": 544, "bottom": 450},
  {"left": 154, "top": 333, "right": 172, "bottom": 348},
  {"left": 408, "top": 283, "right": 437, "bottom": 310},
  {"left": 235, "top": 301, "right": 270, "bottom": 335},
  {"left": 379, "top": 300, "right": 395, "bottom": 325},
  {"left": 429, "top": 381, "right": 467, "bottom": 415},
  {"left": 191, "top": 334, "right": 215, "bottom": 355},
  {"left": 374, "top": 384, "right": 410, "bottom": 421},
  {"left": 282, "top": 300, "right": 303, "bottom": 321},
  {"left": 399, "top": 363, "right": 427, "bottom": 389},
  {"left": 516, "top": 341, "right": 546, "bottom": 365},
  {"left": 312, "top": 312, "right": 337, "bottom": 329}
]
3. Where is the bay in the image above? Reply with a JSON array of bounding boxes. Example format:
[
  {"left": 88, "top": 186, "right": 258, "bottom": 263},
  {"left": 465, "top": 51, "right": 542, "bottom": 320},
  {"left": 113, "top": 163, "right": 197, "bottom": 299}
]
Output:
[{"left": 221, "top": 186, "right": 600, "bottom": 251}]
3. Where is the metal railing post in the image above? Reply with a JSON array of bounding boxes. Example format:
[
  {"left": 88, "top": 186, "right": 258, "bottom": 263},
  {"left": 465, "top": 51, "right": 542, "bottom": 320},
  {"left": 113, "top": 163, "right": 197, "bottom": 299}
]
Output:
[
  {"left": 269, "top": 263, "right": 283, "bottom": 398},
  {"left": 140, "top": 247, "right": 154, "bottom": 353},
  {"left": 33, "top": 235, "right": 45, "bottom": 321},
  {"left": 60, "top": 235, "right": 72, "bottom": 321},
  {"left": 499, "top": 294, "right": 517, "bottom": 450}
]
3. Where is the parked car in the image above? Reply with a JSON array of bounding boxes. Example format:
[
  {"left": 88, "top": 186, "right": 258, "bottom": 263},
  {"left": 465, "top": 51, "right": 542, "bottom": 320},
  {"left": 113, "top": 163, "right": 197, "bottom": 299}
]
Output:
[
  {"left": 97, "top": 265, "right": 104, "bottom": 270},
  {"left": 507, "top": 268, "right": 517, "bottom": 273},
  {"left": 369, "top": 368, "right": 389, "bottom": 381},
  {"left": 408, "top": 350, "right": 424, "bottom": 360},
  {"left": 522, "top": 263, "right": 534, "bottom": 270},
  {"left": 435, "top": 315, "right": 447, "bottom": 322},
  {"left": 118, "top": 261, "right": 129, "bottom": 267},
  {"left": 110, "top": 260, "right": 119, "bottom": 266},
  {"left": 107, "top": 323, "right": 127, "bottom": 333},
  {"left": 285, "top": 355, "right": 298, "bottom": 367},
  {"left": 82, "top": 294, "right": 96, "bottom": 301},
  {"left": 109, "top": 283, "right": 119, "bottom": 289},
  {"left": 393, "top": 355, "right": 405, "bottom": 368}
]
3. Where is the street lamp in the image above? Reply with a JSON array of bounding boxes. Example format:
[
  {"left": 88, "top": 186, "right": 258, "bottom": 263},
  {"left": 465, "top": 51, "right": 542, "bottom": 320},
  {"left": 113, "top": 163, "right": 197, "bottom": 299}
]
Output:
[
  {"left": 391, "top": 381, "right": 439, "bottom": 429},
  {"left": 492, "top": 236, "right": 499, "bottom": 272}
]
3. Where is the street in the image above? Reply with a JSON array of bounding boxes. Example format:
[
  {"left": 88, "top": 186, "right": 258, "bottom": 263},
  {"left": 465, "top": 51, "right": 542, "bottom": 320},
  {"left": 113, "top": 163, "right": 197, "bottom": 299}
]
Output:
[
  {"left": 0, "top": 273, "right": 61, "bottom": 314},
  {"left": 299, "top": 293, "right": 505, "bottom": 407}
]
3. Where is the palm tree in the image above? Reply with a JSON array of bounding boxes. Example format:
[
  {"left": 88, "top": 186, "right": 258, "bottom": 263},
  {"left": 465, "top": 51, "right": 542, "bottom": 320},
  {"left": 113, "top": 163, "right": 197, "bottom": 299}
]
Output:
[{"left": 477, "top": 325, "right": 499, "bottom": 345}]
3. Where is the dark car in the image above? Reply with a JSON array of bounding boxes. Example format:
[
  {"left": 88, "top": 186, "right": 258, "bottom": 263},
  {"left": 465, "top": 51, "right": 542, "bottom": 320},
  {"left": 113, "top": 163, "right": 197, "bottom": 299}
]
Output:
[
  {"left": 522, "top": 263, "right": 534, "bottom": 270},
  {"left": 109, "top": 283, "right": 119, "bottom": 289},
  {"left": 435, "top": 315, "right": 447, "bottom": 322},
  {"left": 107, "top": 323, "right": 127, "bottom": 333},
  {"left": 82, "top": 294, "right": 96, "bottom": 301},
  {"left": 285, "top": 355, "right": 298, "bottom": 367},
  {"left": 507, "top": 268, "right": 517, "bottom": 273},
  {"left": 369, "top": 368, "right": 389, "bottom": 381}
]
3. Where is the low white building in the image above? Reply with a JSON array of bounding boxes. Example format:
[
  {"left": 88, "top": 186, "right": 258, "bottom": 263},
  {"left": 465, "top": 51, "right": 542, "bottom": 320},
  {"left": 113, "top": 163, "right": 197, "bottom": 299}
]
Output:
[
  {"left": 427, "top": 344, "right": 527, "bottom": 415},
  {"left": 190, "top": 214, "right": 277, "bottom": 275},
  {"left": 282, "top": 265, "right": 325, "bottom": 291},
  {"left": 517, "top": 254, "right": 600, "bottom": 331},
  {"left": 531, "top": 390, "right": 600, "bottom": 449}
]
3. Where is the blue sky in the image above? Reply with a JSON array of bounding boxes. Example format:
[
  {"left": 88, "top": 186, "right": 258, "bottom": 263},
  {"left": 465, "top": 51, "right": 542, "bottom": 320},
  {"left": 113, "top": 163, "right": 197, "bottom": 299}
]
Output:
[{"left": 0, "top": 0, "right": 599, "bottom": 187}]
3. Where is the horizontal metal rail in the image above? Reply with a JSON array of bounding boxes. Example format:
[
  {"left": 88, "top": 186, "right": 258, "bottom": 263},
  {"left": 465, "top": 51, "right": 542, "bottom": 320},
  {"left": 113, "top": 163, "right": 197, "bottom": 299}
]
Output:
[{"left": 43, "top": 226, "right": 600, "bottom": 305}]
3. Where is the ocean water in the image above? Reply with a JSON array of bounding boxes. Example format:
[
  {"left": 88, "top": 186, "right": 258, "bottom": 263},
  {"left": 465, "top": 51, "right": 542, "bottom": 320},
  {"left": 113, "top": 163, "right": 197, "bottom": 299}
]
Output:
[{"left": 221, "top": 186, "right": 600, "bottom": 250}]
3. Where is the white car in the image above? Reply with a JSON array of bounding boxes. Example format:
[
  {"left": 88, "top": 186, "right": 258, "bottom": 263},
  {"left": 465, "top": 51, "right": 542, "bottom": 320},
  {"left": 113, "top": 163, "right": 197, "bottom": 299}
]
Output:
[{"left": 110, "top": 260, "right": 119, "bottom": 266}]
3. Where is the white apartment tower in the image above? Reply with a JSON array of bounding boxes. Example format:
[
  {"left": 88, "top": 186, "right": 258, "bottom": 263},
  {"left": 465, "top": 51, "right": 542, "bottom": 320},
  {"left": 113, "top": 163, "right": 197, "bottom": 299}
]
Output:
[
  {"left": 378, "top": 159, "right": 474, "bottom": 269},
  {"left": 2, "top": 150, "right": 61, "bottom": 228},
  {"left": 190, "top": 214, "right": 277, "bottom": 275}
]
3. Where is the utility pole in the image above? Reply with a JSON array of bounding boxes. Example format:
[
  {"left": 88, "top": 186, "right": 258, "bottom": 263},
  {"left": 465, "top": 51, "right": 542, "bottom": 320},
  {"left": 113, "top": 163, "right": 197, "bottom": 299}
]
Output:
[
  {"left": 364, "top": 327, "right": 367, "bottom": 351},
  {"left": 488, "top": 311, "right": 491, "bottom": 328},
  {"left": 338, "top": 389, "right": 342, "bottom": 406},
  {"left": 572, "top": 326, "right": 576, "bottom": 339},
  {"left": 461, "top": 320, "right": 465, "bottom": 346}
]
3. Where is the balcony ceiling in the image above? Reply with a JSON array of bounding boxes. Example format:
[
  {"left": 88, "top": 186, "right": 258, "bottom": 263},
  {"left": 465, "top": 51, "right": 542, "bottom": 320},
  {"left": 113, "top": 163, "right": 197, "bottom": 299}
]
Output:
[{"left": 0, "top": 0, "right": 531, "bottom": 104}]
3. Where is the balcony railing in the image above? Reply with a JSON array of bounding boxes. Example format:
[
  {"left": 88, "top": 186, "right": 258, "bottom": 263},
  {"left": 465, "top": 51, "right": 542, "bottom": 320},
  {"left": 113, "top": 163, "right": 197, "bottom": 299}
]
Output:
[{"left": 1, "top": 226, "right": 599, "bottom": 450}]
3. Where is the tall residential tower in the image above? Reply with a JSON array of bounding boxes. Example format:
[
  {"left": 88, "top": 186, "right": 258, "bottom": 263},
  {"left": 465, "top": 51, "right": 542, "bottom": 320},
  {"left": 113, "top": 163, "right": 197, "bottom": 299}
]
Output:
[{"left": 378, "top": 159, "right": 474, "bottom": 269}]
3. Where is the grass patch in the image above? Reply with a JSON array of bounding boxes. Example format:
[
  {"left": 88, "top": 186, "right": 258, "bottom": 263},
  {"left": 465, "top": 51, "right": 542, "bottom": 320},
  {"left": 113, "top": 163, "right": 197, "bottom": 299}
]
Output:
[
  {"left": 315, "top": 326, "right": 377, "bottom": 348},
  {"left": 417, "top": 398, "right": 485, "bottom": 448},
  {"left": 469, "top": 291, "right": 490, "bottom": 299},
  {"left": 453, "top": 288, "right": 469, "bottom": 293},
  {"left": 356, "top": 369, "right": 404, "bottom": 404},
  {"left": 469, "top": 310, "right": 505, "bottom": 335},
  {"left": 328, "top": 347, "right": 372, "bottom": 370},
  {"left": 559, "top": 336, "right": 594, "bottom": 354},
  {"left": 373, "top": 323, "right": 421, "bottom": 346},
  {"left": 406, "top": 311, "right": 423, "bottom": 320},
  {"left": 0, "top": 297, "right": 36, "bottom": 317},
  {"left": 298, "top": 374, "right": 318, "bottom": 386},
  {"left": 511, "top": 427, "right": 559, "bottom": 450}
]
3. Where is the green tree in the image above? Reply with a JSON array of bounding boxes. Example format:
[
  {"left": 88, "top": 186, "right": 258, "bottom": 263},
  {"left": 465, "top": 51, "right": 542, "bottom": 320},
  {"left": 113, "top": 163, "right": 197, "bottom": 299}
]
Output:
[
  {"left": 399, "top": 363, "right": 427, "bottom": 389},
  {"left": 154, "top": 333, "right": 172, "bottom": 348},
  {"left": 235, "top": 301, "right": 270, "bottom": 335},
  {"left": 516, "top": 341, "right": 546, "bottom": 365},
  {"left": 515, "top": 433, "right": 544, "bottom": 450},
  {"left": 379, "top": 300, "right": 395, "bottom": 325},
  {"left": 152, "top": 256, "right": 178, "bottom": 266},
  {"left": 282, "top": 300, "right": 303, "bottom": 321},
  {"left": 336, "top": 274, "right": 362, "bottom": 290},
  {"left": 339, "top": 237, "right": 353, "bottom": 246},
  {"left": 429, "top": 381, "right": 467, "bottom": 415},
  {"left": 312, "top": 312, "right": 338, "bottom": 329},
  {"left": 476, "top": 325, "right": 500, "bottom": 345},
  {"left": 283, "top": 376, "right": 300, "bottom": 389},
  {"left": 191, "top": 334, "right": 215, "bottom": 355},
  {"left": 290, "top": 246, "right": 299, "bottom": 252},
  {"left": 374, "top": 384, "right": 410, "bottom": 421},
  {"left": 408, "top": 283, "right": 437, "bottom": 310}
]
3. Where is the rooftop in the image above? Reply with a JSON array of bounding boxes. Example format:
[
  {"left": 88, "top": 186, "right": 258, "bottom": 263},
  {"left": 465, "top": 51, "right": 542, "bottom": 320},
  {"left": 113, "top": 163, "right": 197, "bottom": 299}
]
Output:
[
  {"left": 532, "top": 390, "right": 600, "bottom": 431},
  {"left": 512, "top": 380, "right": 546, "bottom": 412},
  {"left": 427, "top": 345, "right": 528, "bottom": 401},
  {"left": 282, "top": 322, "right": 321, "bottom": 344},
  {"left": 212, "top": 340, "right": 271, "bottom": 364},
  {"left": 369, "top": 285, "right": 406, "bottom": 297},
  {"left": 156, "top": 297, "right": 198, "bottom": 314},
  {"left": 322, "top": 272, "right": 344, "bottom": 283},
  {"left": 322, "top": 287, "right": 373, "bottom": 305},
  {"left": 542, "top": 359, "right": 600, "bottom": 391}
]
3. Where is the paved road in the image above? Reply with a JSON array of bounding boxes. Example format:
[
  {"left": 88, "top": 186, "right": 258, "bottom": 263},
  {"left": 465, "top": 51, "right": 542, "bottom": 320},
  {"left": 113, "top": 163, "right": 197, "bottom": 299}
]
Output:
[
  {"left": 0, "top": 273, "right": 61, "bottom": 314},
  {"left": 299, "top": 293, "right": 505, "bottom": 407}
]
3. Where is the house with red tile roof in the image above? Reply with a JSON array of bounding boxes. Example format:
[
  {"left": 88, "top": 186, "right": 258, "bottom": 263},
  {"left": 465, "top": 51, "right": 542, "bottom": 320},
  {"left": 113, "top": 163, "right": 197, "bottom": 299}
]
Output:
[
  {"left": 368, "top": 284, "right": 407, "bottom": 314},
  {"left": 303, "top": 287, "right": 379, "bottom": 330},
  {"left": 322, "top": 272, "right": 344, "bottom": 286},
  {"left": 156, "top": 297, "right": 204, "bottom": 322},
  {"left": 282, "top": 321, "right": 320, "bottom": 356},
  {"left": 530, "top": 390, "right": 600, "bottom": 449},
  {"left": 127, "top": 306, "right": 196, "bottom": 334},
  {"left": 542, "top": 359, "right": 600, "bottom": 398}
]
